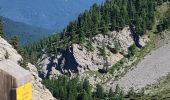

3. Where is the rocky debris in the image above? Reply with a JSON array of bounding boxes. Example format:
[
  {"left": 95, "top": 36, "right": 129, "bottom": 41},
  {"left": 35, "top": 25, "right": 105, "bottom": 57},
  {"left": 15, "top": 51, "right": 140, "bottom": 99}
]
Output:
[
  {"left": 27, "top": 63, "right": 56, "bottom": 100},
  {"left": 0, "top": 36, "right": 55, "bottom": 100},
  {"left": 107, "top": 33, "right": 170, "bottom": 92}
]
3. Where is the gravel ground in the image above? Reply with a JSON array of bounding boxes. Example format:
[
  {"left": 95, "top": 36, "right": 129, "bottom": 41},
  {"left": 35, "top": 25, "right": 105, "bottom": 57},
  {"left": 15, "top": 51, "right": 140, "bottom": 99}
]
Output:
[{"left": 108, "top": 33, "right": 170, "bottom": 92}]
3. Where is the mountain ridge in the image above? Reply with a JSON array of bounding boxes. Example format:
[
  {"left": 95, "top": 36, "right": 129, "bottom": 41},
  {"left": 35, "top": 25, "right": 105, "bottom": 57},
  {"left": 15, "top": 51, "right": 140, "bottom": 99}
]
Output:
[
  {"left": 2, "top": 17, "right": 54, "bottom": 44},
  {"left": 0, "top": 0, "right": 104, "bottom": 30}
]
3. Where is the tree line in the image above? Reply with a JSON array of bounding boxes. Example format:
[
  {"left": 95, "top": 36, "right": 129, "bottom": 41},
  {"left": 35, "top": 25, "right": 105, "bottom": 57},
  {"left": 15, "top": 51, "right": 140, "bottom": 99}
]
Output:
[
  {"left": 64, "top": 0, "right": 156, "bottom": 45},
  {"left": 42, "top": 76, "right": 127, "bottom": 100},
  {"left": 43, "top": 76, "right": 163, "bottom": 100}
]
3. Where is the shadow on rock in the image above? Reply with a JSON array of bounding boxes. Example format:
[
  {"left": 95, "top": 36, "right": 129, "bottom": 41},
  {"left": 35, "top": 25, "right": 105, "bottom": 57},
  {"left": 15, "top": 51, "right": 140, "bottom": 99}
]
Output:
[
  {"left": 46, "top": 56, "right": 57, "bottom": 79},
  {"left": 130, "top": 24, "right": 142, "bottom": 48}
]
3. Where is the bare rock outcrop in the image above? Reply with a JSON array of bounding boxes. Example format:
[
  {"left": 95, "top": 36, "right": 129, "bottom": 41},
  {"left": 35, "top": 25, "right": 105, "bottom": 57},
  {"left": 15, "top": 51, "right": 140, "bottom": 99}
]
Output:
[
  {"left": 37, "top": 54, "right": 62, "bottom": 78},
  {"left": 0, "top": 36, "right": 55, "bottom": 100},
  {"left": 0, "top": 36, "right": 22, "bottom": 63},
  {"left": 27, "top": 63, "right": 56, "bottom": 100},
  {"left": 37, "top": 27, "right": 148, "bottom": 78}
]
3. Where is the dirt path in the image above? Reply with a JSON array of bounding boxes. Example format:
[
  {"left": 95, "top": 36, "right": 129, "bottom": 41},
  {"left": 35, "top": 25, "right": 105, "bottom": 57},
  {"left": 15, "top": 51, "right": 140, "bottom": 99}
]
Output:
[{"left": 108, "top": 32, "right": 170, "bottom": 92}]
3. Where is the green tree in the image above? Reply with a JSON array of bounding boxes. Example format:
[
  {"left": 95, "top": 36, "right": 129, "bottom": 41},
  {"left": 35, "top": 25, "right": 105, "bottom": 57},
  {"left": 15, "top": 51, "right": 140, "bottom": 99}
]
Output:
[
  {"left": 4, "top": 50, "right": 9, "bottom": 59},
  {"left": 91, "top": 3, "right": 101, "bottom": 35},
  {"left": 82, "top": 90, "right": 89, "bottom": 100},
  {"left": 30, "top": 51, "right": 38, "bottom": 64},
  {"left": 95, "top": 84, "right": 104, "bottom": 99},
  {"left": 108, "top": 88, "right": 114, "bottom": 99},
  {"left": 18, "top": 59, "right": 28, "bottom": 68},
  {"left": 0, "top": 17, "right": 4, "bottom": 37},
  {"left": 114, "top": 85, "right": 124, "bottom": 100},
  {"left": 10, "top": 35, "right": 19, "bottom": 50},
  {"left": 83, "top": 78, "right": 91, "bottom": 94},
  {"left": 128, "top": 44, "right": 138, "bottom": 57}
]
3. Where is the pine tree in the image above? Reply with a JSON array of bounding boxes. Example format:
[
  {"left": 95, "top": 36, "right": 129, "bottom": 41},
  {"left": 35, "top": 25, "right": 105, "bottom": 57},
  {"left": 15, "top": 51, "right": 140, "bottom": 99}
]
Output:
[
  {"left": 10, "top": 35, "right": 19, "bottom": 51},
  {"left": 83, "top": 78, "right": 91, "bottom": 94},
  {"left": 4, "top": 50, "right": 9, "bottom": 59},
  {"left": 82, "top": 90, "right": 89, "bottom": 100},
  {"left": 91, "top": 3, "right": 101, "bottom": 35},
  {"left": 114, "top": 85, "right": 124, "bottom": 100},
  {"left": 30, "top": 51, "right": 38, "bottom": 64},
  {"left": 18, "top": 59, "right": 28, "bottom": 68},
  {"left": 95, "top": 84, "right": 104, "bottom": 99},
  {"left": 0, "top": 17, "right": 4, "bottom": 37},
  {"left": 108, "top": 88, "right": 114, "bottom": 99},
  {"left": 128, "top": 0, "right": 136, "bottom": 21}
]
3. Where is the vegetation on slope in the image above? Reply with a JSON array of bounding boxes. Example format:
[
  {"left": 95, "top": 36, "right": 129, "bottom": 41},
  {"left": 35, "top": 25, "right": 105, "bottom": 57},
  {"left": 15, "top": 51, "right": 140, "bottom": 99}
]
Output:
[
  {"left": 0, "top": 17, "right": 4, "bottom": 37},
  {"left": 108, "top": 2, "right": 170, "bottom": 81},
  {"left": 157, "top": 6, "right": 170, "bottom": 32},
  {"left": 1, "top": 0, "right": 168, "bottom": 100},
  {"left": 43, "top": 76, "right": 133, "bottom": 100},
  {"left": 147, "top": 74, "right": 170, "bottom": 99},
  {"left": 43, "top": 76, "right": 170, "bottom": 100},
  {"left": 42, "top": 1, "right": 170, "bottom": 99},
  {"left": 0, "top": 0, "right": 170, "bottom": 99},
  {"left": 23, "top": 0, "right": 165, "bottom": 65}
]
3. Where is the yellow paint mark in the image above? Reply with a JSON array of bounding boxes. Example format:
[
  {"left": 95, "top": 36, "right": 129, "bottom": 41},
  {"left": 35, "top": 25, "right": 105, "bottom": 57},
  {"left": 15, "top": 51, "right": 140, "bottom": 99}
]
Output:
[{"left": 16, "top": 82, "right": 32, "bottom": 100}]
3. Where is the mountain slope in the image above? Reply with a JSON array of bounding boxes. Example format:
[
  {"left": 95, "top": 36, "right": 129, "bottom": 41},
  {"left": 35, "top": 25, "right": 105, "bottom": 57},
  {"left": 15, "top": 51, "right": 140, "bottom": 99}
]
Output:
[
  {"left": 0, "top": 0, "right": 103, "bottom": 30},
  {"left": 21, "top": 0, "right": 170, "bottom": 99},
  {"left": 108, "top": 31, "right": 170, "bottom": 92},
  {"left": 2, "top": 17, "right": 54, "bottom": 44}
]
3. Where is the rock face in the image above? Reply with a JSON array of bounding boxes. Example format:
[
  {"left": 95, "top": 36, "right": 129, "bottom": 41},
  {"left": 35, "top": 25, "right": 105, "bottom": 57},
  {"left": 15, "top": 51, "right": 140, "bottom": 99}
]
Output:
[
  {"left": 0, "top": 36, "right": 22, "bottom": 63},
  {"left": 27, "top": 63, "right": 55, "bottom": 100},
  {"left": 38, "top": 27, "right": 147, "bottom": 78},
  {"left": 38, "top": 54, "right": 62, "bottom": 78},
  {"left": 0, "top": 36, "right": 55, "bottom": 100}
]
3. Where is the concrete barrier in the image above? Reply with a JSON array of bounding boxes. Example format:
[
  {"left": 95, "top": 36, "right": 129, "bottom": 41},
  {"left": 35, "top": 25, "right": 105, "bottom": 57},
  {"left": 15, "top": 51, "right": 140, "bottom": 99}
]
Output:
[{"left": 0, "top": 60, "right": 32, "bottom": 100}]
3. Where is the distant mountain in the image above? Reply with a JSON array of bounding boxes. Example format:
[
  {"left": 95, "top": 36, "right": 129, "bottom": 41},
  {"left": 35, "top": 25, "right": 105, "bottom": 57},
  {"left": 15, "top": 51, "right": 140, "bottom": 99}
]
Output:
[
  {"left": 2, "top": 17, "right": 54, "bottom": 45},
  {"left": 0, "top": 0, "right": 104, "bottom": 30}
]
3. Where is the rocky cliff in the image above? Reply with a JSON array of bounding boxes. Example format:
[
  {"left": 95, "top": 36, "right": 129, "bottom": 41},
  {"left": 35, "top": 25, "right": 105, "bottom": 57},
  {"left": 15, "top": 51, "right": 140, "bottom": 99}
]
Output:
[
  {"left": 38, "top": 27, "right": 149, "bottom": 79},
  {"left": 27, "top": 63, "right": 56, "bottom": 100},
  {"left": 0, "top": 36, "right": 55, "bottom": 100}
]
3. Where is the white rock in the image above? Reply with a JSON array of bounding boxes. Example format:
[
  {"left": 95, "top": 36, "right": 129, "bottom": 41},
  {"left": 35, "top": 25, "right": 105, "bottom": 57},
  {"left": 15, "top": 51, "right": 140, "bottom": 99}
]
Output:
[
  {"left": 27, "top": 63, "right": 56, "bottom": 100},
  {"left": 0, "top": 36, "right": 22, "bottom": 62},
  {"left": 0, "top": 36, "right": 55, "bottom": 100}
]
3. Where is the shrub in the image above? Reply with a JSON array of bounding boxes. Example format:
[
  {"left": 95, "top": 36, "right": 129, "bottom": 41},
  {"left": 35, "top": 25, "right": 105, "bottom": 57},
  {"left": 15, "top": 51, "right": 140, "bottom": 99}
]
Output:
[
  {"left": 4, "top": 51, "right": 9, "bottom": 59},
  {"left": 128, "top": 44, "right": 139, "bottom": 57}
]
